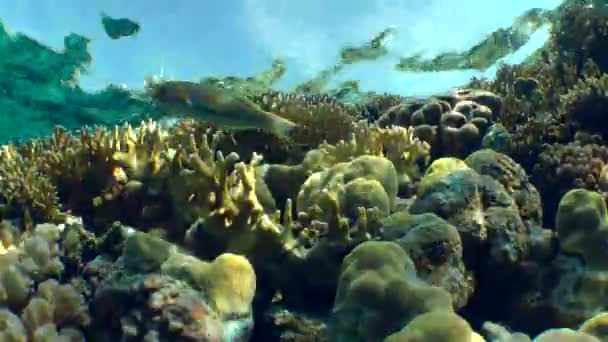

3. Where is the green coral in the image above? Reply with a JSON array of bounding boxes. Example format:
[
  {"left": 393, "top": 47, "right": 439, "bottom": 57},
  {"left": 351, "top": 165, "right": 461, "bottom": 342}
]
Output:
[
  {"left": 329, "top": 241, "right": 453, "bottom": 342},
  {"left": 556, "top": 189, "right": 608, "bottom": 270},
  {"left": 384, "top": 311, "right": 476, "bottom": 342},
  {"left": 122, "top": 232, "right": 174, "bottom": 273},
  {"left": 296, "top": 155, "right": 398, "bottom": 224},
  {"left": 92, "top": 231, "right": 257, "bottom": 340},
  {"left": 381, "top": 212, "right": 473, "bottom": 309},
  {"left": 579, "top": 312, "right": 608, "bottom": 340},
  {"left": 418, "top": 157, "right": 470, "bottom": 196}
]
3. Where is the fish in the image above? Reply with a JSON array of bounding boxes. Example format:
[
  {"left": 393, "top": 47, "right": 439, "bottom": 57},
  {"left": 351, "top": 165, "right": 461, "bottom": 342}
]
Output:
[
  {"left": 145, "top": 79, "right": 298, "bottom": 137},
  {"left": 101, "top": 13, "right": 140, "bottom": 40}
]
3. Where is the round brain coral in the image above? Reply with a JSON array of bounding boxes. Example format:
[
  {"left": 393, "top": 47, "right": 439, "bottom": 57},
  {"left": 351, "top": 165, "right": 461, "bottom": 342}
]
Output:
[
  {"left": 556, "top": 188, "right": 608, "bottom": 270},
  {"left": 329, "top": 241, "right": 453, "bottom": 342}
]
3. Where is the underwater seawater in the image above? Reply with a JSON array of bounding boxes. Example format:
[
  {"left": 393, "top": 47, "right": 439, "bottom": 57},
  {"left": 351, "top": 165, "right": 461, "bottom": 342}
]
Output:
[{"left": 3, "top": 0, "right": 608, "bottom": 341}]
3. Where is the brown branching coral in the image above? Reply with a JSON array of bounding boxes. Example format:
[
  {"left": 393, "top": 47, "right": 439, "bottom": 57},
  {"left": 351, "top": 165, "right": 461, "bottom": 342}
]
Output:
[
  {"left": 253, "top": 91, "right": 359, "bottom": 146},
  {"left": 0, "top": 145, "right": 63, "bottom": 225},
  {"left": 28, "top": 123, "right": 172, "bottom": 228},
  {"left": 552, "top": 4, "right": 608, "bottom": 74},
  {"left": 170, "top": 119, "right": 295, "bottom": 164},
  {"left": 357, "top": 94, "right": 405, "bottom": 122},
  {"left": 561, "top": 73, "right": 608, "bottom": 138},
  {"left": 0, "top": 121, "right": 172, "bottom": 229}
]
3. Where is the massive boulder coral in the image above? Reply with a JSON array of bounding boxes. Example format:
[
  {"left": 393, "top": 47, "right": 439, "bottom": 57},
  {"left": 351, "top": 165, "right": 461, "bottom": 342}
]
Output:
[
  {"left": 384, "top": 311, "right": 483, "bottom": 342},
  {"left": 556, "top": 189, "right": 608, "bottom": 269},
  {"left": 92, "top": 231, "right": 256, "bottom": 341},
  {"left": 411, "top": 158, "right": 526, "bottom": 264},
  {"left": 258, "top": 121, "right": 431, "bottom": 209},
  {"left": 296, "top": 155, "right": 398, "bottom": 222},
  {"left": 381, "top": 212, "right": 474, "bottom": 310},
  {"left": 0, "top": 222, "right": 90, "bottom": 341},
  {"left": 377, "top": 92, "right": 498, "bottom": 159},
  {"left": 410, "top": 156, "right": 556, "bottom": 329},
  {"left": 507, "top": 189, "right": 608, "bottom": 332},
  {"left": 256, "top": 149, "right": 325, "bottom": 209},
  {"left": 466, "top": 149, "right": 543, "bottom": 225},
  {"left": 579, "top": 312, "right": 608, "bottom": 341},
  {"left": 328, "top": 241, "right": 453, "bottom": 342}
]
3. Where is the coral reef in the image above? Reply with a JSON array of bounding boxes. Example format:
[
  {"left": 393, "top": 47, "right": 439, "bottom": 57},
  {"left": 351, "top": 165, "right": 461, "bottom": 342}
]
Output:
[
  {"left": 561, "top": 73, "right": 608, "bottom": 138},
  {"left": 6, "top": 2, "right": 608, "bottom": 341},
  {"left": 252, "top": 91, "right": 359, "bottom": 147}
]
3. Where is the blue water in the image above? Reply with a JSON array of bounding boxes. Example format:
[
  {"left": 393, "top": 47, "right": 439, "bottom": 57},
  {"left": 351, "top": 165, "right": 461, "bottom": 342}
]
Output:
[{"left": 0, "top": 0, "right": 560, "bottom": 95}]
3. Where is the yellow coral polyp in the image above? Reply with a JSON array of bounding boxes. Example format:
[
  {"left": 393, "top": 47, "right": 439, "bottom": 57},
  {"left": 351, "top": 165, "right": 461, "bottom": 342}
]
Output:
[
  {"left": 111, "top": 167, "right": 128, "bottom": 183},
  {"left": 0, "top": 244, "right": 15, "bottom": 255}
]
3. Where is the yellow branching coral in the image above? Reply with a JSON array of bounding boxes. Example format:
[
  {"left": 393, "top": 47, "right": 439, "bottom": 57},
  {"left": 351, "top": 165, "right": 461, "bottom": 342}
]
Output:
[
  {"left": 110, "top": 120, "right": 169, "bottom": 180},
  {"left": 0, "top": 121, "right": 175, "bottom": 227},
  {"left": 318, "top": 122, "right": 431, "bottom": 188},
  {"left": 178, "top": 143, "right": 290, "bottom": 261},
  {"left": 167, "top": 130, "right": 242, "bottom": 226}
]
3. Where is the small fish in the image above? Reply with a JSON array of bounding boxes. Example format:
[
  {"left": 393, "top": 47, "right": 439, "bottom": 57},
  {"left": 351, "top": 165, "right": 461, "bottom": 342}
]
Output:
[
  {"left": 145, "top": 80, "right": 297, "bottom": 137},
  {"left": 101, "top": 13, "right": 140, "bottom": 40}
]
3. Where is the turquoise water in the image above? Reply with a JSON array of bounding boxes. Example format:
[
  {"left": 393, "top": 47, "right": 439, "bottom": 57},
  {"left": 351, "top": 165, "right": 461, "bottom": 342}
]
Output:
[{"left": 0, "top": 0, "right": 558, "bottom": 143}]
